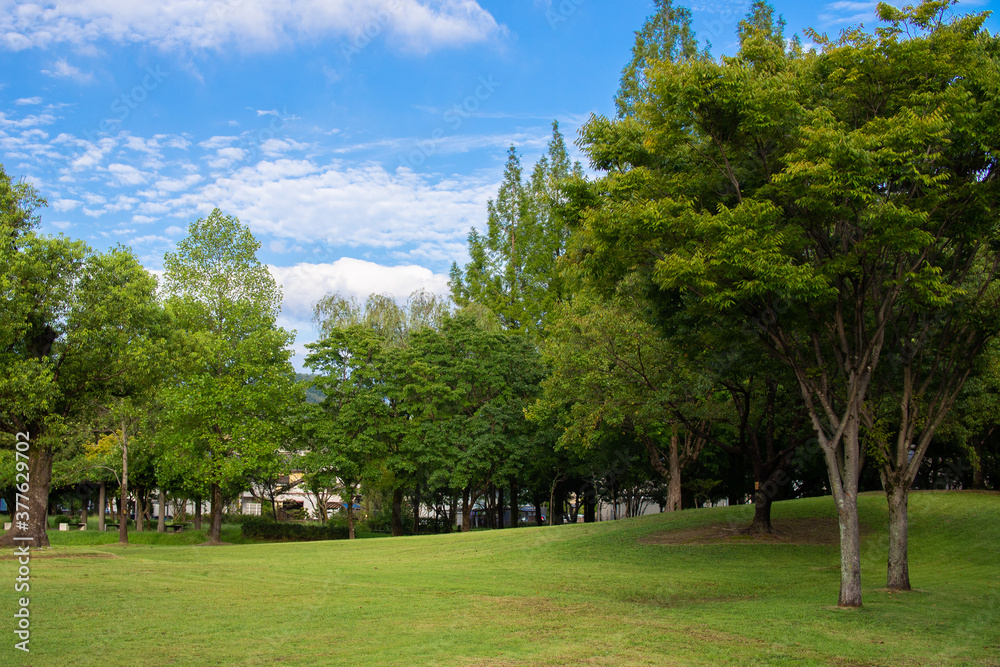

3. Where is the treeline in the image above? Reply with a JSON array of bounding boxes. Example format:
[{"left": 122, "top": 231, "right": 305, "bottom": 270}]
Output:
[{"left": 1, "top": 0, "right": 998, "bottom": 611}]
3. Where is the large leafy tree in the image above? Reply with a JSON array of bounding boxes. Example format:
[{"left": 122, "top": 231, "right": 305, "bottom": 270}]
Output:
[
  {"left": 0, "top": 167, "right": 162, "bottom": 548},
  {"left": 158, "top": 209, "right": 297, "bottom": 545},
  {"left": 572, "top": 0, "right": 1000, "bottom": 607}
]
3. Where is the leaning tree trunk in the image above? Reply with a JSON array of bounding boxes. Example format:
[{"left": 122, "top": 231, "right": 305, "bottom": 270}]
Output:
[
  {"left": 390, "top": 487, "right": 404, "bottom": 537},
  {"left": 0, "top": 442, "right": 54, "bottom": 548},
  {"left": 207, "top": 483, "right": 224, "bottom": 544}
]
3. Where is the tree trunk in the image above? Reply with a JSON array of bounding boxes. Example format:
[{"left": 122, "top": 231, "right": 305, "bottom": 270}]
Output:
[
  {"left": 391, "top": 487, "right": 404, "bottom": 537},
  {"left": 834, "top": 487, "right": 863, "bottom": 607},
  {"left": 747, "top": 486, "right": 774, "bottom": 534},
  {"left": 98, "top": 482, "right": 106, "bottom": 532},
  {"left": 496, "top": 485, "right": 505, "bottom": 529},
  {"left": 134, "top": 490, "right": 144, "bottom": 532},
  {"left": 533, "top": 494, "right": 543, "bottom": 526},
  {"left": 462, "top": 486, "right": 472, "bottom": 532},
  {"left": 208, "top": 483, "right": 224, "bottom": 544},
  {"left": 665, "top": 431, "right": 682, "bottom": 512},
  {"left": 412, "top": 485, "right": 421, "bottom": 535},
  {"left": 0, "top": 442, "right": 54, "bottom": 548},
  {"left": 157, "top": 490, "right": 166, "bottom": 533},
  {"left": 347, "top": 500, "right": 355, "bottom": 540},
  {"left": 884, "top": 479, "right": 911, "bottom": 592},
  {"left": 119, "top": 434, "right": 129, "bottom": 545},
  {"left": 509, "top": 480, "right": 518, "bottom": 528},
  {"left": 194, "top": 498, "right": 202, "bottom": 530},
  {"left": 972, "top": 439, "right": 987, "bottom": 490},
  {"left": 583, "top": 480, "right": 596, "bottom": 523},
  {"left": 80, "top": 494, "right": 89, "bottom": 527}
]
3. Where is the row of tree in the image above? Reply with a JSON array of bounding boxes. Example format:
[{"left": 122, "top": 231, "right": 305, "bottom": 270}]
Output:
[{"left": 1, "top": 0, "right": 998, "bottom": 613}]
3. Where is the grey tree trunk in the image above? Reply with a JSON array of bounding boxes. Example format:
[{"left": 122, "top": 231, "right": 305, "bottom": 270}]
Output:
[
  {"left": 884, "top": 481, "right": 911, "bottom": 591},
  {"left": 157, "top": 490, "right": 166, "bottom": 533},
  {"left": 98, "top": 482, "right": 106, "bottom": 532},
  {"left": 194, "top": 498, "right": 202, "bottom": 530},
  {"left": 666, "top": 431, "right": 682, "bottom": 512}
]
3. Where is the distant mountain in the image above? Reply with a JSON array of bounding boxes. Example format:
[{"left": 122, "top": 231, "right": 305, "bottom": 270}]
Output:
[{"left": 295, "top": 373, "right": 325, "bottom": 404}]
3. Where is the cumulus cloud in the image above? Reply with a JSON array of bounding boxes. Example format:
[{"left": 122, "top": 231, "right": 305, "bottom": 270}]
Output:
[
  {"left": 269, "top": 258, "right": 450, "bottom": 320},
  {"left": 15, "top": 96, "right": 42, "bottom": 105},
  {"left": 169, "top": 159, "right": 494, "bottom": 251},
  {"left": 0, "top": 0, "right": 504, "bottom": 54}
]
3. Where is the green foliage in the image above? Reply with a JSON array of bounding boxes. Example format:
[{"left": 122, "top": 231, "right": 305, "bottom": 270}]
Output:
[
  {"left": 450, "top": 123, "right": 582, "bottom": 337},
  {"left": 157, "top": 209, "right": 298, "bottom": 510},
  {"left": 239, "top": 515, "right": 349, "bottom": 541}
]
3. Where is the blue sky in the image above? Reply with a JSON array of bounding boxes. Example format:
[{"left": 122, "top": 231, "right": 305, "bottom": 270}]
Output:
[{"left": 1, "top": 0, "right": 996, "bottom": 367}]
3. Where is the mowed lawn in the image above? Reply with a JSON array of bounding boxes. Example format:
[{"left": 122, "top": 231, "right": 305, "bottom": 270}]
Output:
[{"left": 2, "top": 491, "right": 998, "bottom": 666}]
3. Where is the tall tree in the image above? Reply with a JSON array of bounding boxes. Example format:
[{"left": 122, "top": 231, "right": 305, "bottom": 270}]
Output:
[
  {"left": 572, "top": 0, "right": 1000, "bottom": 606},
  {"left": 0, "top": 167, "right": 162, "bottom": 547},
  {"left": 450, "top": 123, "right": 582, "bottom": 337},
  {"left": 158, "top": 209, "right": 297, "bottom": 545}
]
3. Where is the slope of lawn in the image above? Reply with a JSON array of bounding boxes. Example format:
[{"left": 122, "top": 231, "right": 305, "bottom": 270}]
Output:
[{"left": 1, "top": 490, "right": 997, "bottom": 666}]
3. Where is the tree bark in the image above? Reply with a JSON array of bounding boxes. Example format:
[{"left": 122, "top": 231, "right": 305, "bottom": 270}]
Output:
[
  {"left": 134, "top": 489, "right": 144, "bottom": 532},
  {"left": 509, "top": 480, "right": 519, "bottom": 528},
  {"left": 496, "top": 485, "right": 505, "bottom": 529},
  {"left": 391, "top": 487, "right": 404, "bottom": 537},
  {"left": 533, "top": 494, "right": 543, "bottom": 526},
  {"left": 462, "top": 486, "right": 472, "bottom": 532},
  {"left": 80, "top": 494, "right": 89, "bottom": 528},
  {"left": 157, "top": 490, "right": 166, "bottom": 533},
  {"left": 119, "top": 431, "right": 129, "bottom": 545},
  {"left": 665, "top": 431, "right": 682, "bottom": 512},
  {"left": 0, "top": 441, "right": 53, "bottom": 548},
  {"left": 194, "top": 498, "right": 202, "bottom": 530},
  {"left": 883, "top": 477, "right": 911, "bottom": 591},
  {"left": 412, "top": 485, "right": 421, "bottom": 535},
  {"left": 972, "top": 439, "right": 987, "bottom": 490},
  {"left": 208, "top": 483, "right": 224, "bottom": 544},
  {"left": 98, "top": 482, "right": 106, "bottom": 532}
]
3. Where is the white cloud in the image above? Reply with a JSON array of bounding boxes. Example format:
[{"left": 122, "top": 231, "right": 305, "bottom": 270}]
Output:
[
  {"left": 170, "top": 159, "right": 495, "bottom": 252},
  {"left": 15, "top": 97, "right": 42, "bottom": 105},
  {"left": 0, "top": 112, "right": 57, "bottom": 129},
  {"left": 0, "top": 0, "right": 504, "bottom": 54},
  {"left": 52, "top": 198, "right": 81, "bottom": 212},
  {"left": 268, "top": 258, "right": 450, "bottom": 321},
  {"left": 41, "top": 58, "right": 95, "bottom": 84},
  {"left": 107, "top": 162, "right": 148, "bottom": 186}
]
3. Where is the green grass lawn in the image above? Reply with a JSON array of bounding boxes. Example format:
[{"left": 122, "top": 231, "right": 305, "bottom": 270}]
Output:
[{"left": 1, "top": 491, "right": 998, "bottom": 666}]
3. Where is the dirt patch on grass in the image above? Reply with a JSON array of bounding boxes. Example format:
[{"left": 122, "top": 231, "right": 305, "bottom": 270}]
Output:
[
  {"left": 639, "top": 517, "right": 871, "bottom": 547},
  {"left": 0, "top": 549, "right": 120, "bottom": 559}
]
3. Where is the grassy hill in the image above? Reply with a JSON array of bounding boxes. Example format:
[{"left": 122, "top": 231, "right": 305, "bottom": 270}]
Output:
[{"left": 2, "top": 491, "right": 997, "bottom": 666}]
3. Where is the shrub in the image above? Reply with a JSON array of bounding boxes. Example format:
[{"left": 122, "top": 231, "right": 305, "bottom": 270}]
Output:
[
  {"left": 49, "top": 515, "right": 73, "bottom": 528},
  {"left": 240, "top": 516, "right": 349, "bottom": 542}
]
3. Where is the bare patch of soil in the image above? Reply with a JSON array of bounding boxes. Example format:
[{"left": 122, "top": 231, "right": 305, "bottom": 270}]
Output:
[
  {"left": 0, "top": 549, "right": 120, "bottom": 559},
  {"left": 639, "top": 517, "right": 870, "bottom": 547}
]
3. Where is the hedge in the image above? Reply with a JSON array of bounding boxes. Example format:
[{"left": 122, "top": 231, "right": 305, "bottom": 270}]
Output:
[{"left": 240, "top": 516, "right": 349, "bottom": 542}]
